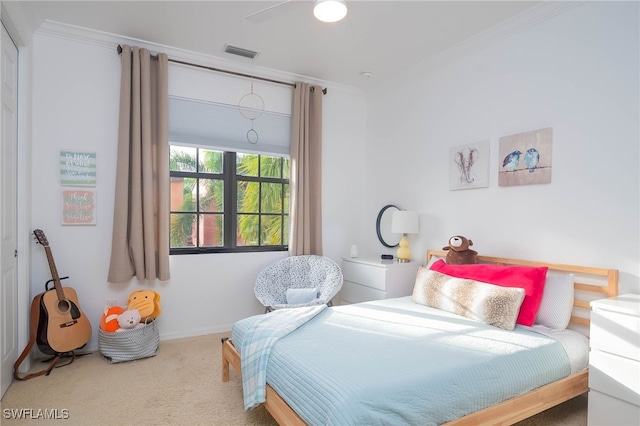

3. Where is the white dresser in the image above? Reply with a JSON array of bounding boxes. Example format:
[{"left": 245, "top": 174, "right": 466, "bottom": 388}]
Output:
[
  {"left": 339, "top": 258, "right": 421, "bottom": 304},
  {"left": 588, "top": 294, "right": 640, "bottom": 426}
]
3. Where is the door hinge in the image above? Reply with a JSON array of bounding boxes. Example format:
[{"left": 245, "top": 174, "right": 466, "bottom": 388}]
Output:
[{"left": 14, "top": 249, "right": 17, "bottom": 257}]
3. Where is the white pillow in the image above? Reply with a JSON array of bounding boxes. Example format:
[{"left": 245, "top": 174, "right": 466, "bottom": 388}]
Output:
[
  {"left": 426, "top": 255, "right": 444, "bottom": 268},
  {"left": 285, "top": 288, "right": 318, "bottom": 305},
  {"left": 535, "top": 272, "right": 574, "bottom": 329}
]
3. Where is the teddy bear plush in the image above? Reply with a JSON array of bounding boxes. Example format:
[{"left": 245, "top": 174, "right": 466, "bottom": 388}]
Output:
[
  {"left": 443, "top": 235, "right": 478, "bottom": 264},
  {"left": 115, "top": 309, "right": 145, "bottom": 332}
]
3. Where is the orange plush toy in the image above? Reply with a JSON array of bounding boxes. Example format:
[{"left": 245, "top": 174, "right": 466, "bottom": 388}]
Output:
[
  {"left": 100, "top": 305, "right": 125, "bottom": 332},
  {"left": 127, "top": 290, "right": 161, "bottom": 323}
]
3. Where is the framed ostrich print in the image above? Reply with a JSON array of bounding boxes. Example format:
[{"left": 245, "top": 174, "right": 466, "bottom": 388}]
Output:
[
  {"left": 449, "top": 140, "right": 490, "bottom": 190},
  {"left": 498, "top": 128, "right": 552, "bottom": 187}
]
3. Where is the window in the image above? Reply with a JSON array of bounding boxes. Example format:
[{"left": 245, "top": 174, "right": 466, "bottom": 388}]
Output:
[{"left": 169, "top": 145, "right": 289, "bottom": 254}]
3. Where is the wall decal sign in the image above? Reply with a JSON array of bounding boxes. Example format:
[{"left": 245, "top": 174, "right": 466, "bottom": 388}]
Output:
[
  {"left": 62, "top": 189, "right": 96, "bottom": 225},
  {"left": 60, "top": 151, "right": 96, "bottom": 186}
]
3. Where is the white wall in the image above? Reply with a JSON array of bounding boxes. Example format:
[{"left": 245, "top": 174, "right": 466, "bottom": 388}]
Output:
[
  {"left": 26, "top": 2, "right": 640, "bottom": 354},
  {"left": 362, "top": 2, "right": 639, "bottom": 294},
  {"left": 29, "top": 27, "right": 367, "bottom": 351}
]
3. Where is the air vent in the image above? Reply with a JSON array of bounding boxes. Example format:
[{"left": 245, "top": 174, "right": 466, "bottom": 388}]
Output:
[{"left": 224, "top": 45, "right": 258, "bottom": 59}]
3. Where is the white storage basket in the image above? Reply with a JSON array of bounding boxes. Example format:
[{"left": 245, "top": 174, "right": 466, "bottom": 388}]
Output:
[{"left": 98, "top": 321, "right": 159, "bottom": 363}]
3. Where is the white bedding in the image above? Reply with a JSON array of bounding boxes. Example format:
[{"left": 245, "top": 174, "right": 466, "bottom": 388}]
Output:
[{"left": 530, "top": 324, "right": 589, "bottom": 374}]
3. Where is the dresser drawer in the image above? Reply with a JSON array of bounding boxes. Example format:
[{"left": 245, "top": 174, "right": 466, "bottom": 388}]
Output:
[
  {"left": 340, "top": 281, "right": 386, "bottom": 304},
  {"left": 588, "top": 389, "right": 640, "bottom": 426},
  {"left": 590, "top": 310, "right": 640, "bottom": 361},
  {"left": 589, "top": 350, "right": 640, "bottom": 405},
  {"left": 341, "top": 261, "right": 387, "bottom": 291}
]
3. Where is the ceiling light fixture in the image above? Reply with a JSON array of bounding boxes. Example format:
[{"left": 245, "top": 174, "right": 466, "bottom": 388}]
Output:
[{"left": 313, "top": 0, "right": 348, "bottom": 23}]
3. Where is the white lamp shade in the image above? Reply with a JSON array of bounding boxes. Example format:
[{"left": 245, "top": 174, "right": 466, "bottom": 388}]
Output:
[
  {"left": 314, "top": 0, "right": 348, "bottom": 23},
  {"left": 391, "top": 210, "right": 419, "bottom": 234}
]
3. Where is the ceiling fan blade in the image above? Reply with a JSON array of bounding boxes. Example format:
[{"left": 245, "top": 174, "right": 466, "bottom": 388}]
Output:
[{"left": 244, "top": 0, "right": 305, "bottom": 24}]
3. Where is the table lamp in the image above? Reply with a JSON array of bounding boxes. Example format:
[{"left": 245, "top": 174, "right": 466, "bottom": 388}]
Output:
[{"left": 391, "top": 210, "right": 419, "bottom": 263}]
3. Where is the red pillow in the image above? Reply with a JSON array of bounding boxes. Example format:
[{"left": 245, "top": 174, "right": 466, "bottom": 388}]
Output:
[{"left": 429, "top": 259, "right": 548, "bottom": 326}]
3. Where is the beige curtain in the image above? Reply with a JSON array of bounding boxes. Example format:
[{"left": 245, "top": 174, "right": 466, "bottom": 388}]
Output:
[
  {"left": 289, "top": 82, "right": 323, "bottom": 256},
  {"left": 108, "top": 45, "right": 170, "bottom": 283}
]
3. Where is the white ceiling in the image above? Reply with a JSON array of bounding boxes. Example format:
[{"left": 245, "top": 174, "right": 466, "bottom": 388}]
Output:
[{"left": 20, "top": 1, "right": 542, "bottom": 88}]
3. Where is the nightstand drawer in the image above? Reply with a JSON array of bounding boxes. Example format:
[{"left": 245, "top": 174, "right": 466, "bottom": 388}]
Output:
[
  {"left": 588, "top": 389, "right": 640, "bottom": 426},
  {"left": 341, "top": 282, "right": 386, "bottom": 304},
  {"left": 589, "top": 350, "right": 640, "bottom": 405},
  {"left": 341, "top": 261, "right": 387, "bottom": 291},
  {"left": 590, "top": 310, "right": 640, "bottom": 361}
]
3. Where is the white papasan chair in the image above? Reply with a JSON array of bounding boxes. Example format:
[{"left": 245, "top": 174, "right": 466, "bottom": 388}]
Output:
[{"left": 255, "top": 255, "right": 343, "bottom": 312}]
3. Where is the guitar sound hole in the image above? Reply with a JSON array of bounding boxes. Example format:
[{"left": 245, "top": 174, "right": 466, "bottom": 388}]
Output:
[{"left": 57, "top": 300, "right": 70, "bottom": 313}]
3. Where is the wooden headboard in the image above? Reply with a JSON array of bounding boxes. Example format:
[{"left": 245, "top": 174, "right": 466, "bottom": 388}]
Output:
[{"left": 426, "top": 250, "right": 619, "bottom": 334}]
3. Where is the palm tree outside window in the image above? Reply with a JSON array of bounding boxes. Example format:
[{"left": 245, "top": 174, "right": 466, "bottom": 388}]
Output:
[{"left": 169, "top": 145, "right": 289, "bottom": 254}]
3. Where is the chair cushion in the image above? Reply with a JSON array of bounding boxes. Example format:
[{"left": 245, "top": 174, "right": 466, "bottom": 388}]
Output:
[{"left": 286, "top": 288, "right": 318, "bottom": 305}]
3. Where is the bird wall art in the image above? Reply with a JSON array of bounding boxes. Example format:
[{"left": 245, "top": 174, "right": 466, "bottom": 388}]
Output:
[{"left": 498, "top": 128, "right": 552, "bottom": 186}]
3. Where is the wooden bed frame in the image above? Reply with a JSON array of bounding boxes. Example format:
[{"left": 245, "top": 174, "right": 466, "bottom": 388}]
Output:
[{"left": 222, "top": 250, "right": 619, "bottom": 426}]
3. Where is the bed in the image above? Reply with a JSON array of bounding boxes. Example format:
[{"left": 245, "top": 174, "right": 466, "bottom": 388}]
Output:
[{"left": 222, "top": 250, "right": 619, "bottom": 425}]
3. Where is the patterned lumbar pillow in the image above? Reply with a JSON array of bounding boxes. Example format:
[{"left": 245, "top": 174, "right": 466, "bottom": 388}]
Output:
[
  {"left": 412, "top": 267, "right": 526, "bottom": 330},
  {"left": 429, "top": 259, "right": 547, "bottom": 326}
]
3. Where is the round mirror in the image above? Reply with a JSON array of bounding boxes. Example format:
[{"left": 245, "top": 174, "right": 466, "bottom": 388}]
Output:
[{"left": 376, "top": 204, "right": 401, "bottom": 248}]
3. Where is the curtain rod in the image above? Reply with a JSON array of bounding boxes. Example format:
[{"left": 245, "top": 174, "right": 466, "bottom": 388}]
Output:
[{"left": 117, "top": 45, "right": 327, "bottom": 95}]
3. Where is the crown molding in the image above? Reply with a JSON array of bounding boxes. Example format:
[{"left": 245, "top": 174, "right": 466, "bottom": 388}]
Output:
[
  {"left": 28, "top": 2, "right": 574, "bottom": 96},
  {"left": 432, "top": 1, "right": 581, "bottom": 66},
  {"left": 1, "top": 1, "right": 38, "bottom": 46},
  {"left": 34, "top": 19, "right": 363, "bottom": 95},
  {"left": 372, "top": 1, "right": 582, "bottom": 90}
]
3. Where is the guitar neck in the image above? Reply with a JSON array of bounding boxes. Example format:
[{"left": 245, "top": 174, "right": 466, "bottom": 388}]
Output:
[{"left": 43, "top": 245, "right": 65, "bottom": 301}]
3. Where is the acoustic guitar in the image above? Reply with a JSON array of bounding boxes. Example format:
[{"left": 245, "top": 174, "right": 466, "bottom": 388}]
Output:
[{"left": 33, "top": 229, "right": 92, "bottom": 355}]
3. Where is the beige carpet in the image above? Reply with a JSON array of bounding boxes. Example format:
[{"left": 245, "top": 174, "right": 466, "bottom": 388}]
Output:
[{"left": 1, "top": 333, "right": 586, "bottom": 425}]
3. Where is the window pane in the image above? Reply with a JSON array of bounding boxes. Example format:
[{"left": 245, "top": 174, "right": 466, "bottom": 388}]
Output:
[
  {"left": 261, "top": 216, "right": 282, "bottom": 245},
  {"left": 237, "top": 153, "right": 258, "bottom": 176},
  {"left": 261, "top": 182, "right": 282, "bottom": 213},
  {"left": 170, "top": 213, "right": 197, "bottom": 247},
  {"left": 170, "top": 146, "right": 196, "bottom": 172},
  {"left": 170, "top": 177, "right": 195, "bottom": 212},
  {"left": 284, "top": 183, "right": 289, "bottom": 213},
  {"left": 199, "top": 214, "right": 223, "bottom": 247},
  {"left": 199, "top": 149, "right": 223, "bottom": 173},
  {"left": 260, "top": 156, "right": 281, "bottom": 178},
  {"left": 237, "top": 214, "right": 258, "bottom": 246},
  {"left": 170, "top": 147, "right": 290, "bottom": 253},
  {"left": 199, "top": 178, "right": 223, "bottom": 213},
  {"left": 283, "top": 215, "right": 289, "bottom": 244},
  {"left": 237, "top": 181, "right": 259, "bottom": 213}
]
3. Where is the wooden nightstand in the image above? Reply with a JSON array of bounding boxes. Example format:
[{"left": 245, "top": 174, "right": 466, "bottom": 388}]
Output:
[
  {"left": 339, "top": 257, "right": 421, "bottom": 304},
  {"left": 588, "top": 293, "right": 640, "bottom": 426}
]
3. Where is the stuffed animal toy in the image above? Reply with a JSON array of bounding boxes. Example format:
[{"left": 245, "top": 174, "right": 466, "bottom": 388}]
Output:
[
  {"left": 443, "top": 235, "right": 478, "bottom": 264},
  {"left": 115, "top": 309, "right": 144, "bottom": 332},
  {"left": 100, "top": 305, "right": 125, "bottom": 332},
  {"left": 127, "top": 290, "right": 161, "bottom": 323}
]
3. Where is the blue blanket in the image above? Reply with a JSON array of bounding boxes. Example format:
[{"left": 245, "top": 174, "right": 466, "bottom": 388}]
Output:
[
  {"left": 240, "top": 305, "right": 327, "bottom": 409},
  {"left": 233, "top": 297, "right": 572, "bottom": 425}
]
